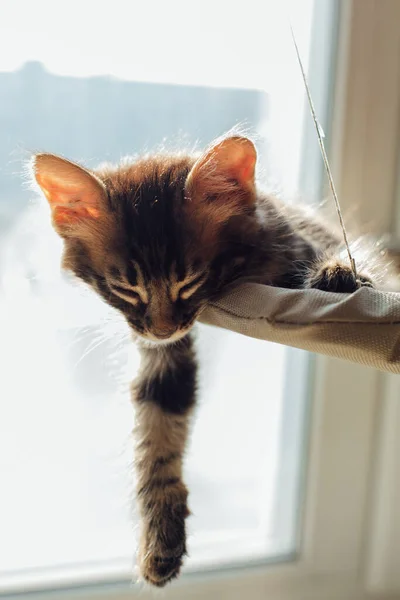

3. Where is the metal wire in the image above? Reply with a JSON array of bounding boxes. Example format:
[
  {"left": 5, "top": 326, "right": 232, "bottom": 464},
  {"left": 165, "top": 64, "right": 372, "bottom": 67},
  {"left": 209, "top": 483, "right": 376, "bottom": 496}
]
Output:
[{"left": 290, "top": 23, "right": 358, "bottom": 281}]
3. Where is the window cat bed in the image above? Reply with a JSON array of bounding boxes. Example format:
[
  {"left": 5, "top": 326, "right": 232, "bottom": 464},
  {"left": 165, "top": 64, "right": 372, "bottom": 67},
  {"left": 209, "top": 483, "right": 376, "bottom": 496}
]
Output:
[
  {"left": 199, "top": 27, "right": 400, "bottom": 375},
  {"left": 199, "top": 284, "right": 400, "bottom": 374}
]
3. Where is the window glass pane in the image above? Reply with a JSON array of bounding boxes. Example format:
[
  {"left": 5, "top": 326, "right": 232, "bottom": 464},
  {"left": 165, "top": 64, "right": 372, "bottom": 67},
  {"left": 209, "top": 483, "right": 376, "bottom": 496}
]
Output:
[{"left": 0, "top": 0, "right": 332, "bottom": 592}]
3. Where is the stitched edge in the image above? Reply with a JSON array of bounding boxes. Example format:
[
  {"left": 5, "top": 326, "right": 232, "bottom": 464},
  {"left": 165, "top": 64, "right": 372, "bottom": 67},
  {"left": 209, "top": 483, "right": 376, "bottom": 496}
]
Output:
[{"left": 206, "top": 304, "right": 400, "bottom": 327}]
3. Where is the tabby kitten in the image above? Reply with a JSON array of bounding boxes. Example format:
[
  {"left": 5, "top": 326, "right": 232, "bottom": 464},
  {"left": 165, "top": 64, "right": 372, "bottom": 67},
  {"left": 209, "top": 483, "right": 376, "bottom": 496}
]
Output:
[{"left": 32, "top": 135, "right": 374, "bottom": 586}]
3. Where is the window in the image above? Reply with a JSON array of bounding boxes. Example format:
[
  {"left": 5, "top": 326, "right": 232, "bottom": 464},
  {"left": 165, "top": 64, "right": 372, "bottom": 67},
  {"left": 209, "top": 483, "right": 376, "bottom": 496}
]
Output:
[{"left": 0, "top": 1, "right": 362, "bottom": 597}]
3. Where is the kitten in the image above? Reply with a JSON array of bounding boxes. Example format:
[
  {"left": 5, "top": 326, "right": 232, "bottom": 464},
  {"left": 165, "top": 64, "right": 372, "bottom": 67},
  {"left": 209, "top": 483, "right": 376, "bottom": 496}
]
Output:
[{"left": 32, "top": 135, "right": 379, "bottom": 586}]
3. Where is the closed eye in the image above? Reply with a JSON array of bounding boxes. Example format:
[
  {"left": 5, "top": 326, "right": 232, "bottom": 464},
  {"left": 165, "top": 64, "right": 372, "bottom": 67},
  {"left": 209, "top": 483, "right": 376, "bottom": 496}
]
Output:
[
  {"left": 109, "top": 284, "right": 143, "bottom": 305},
  {"left": 178, "top": 273, "right": 207, "bottom": 300}
]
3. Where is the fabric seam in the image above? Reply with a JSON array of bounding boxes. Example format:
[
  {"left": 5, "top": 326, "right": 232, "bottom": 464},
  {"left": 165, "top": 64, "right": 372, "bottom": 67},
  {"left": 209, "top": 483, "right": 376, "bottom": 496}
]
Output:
[{"left": 208, "top": 304, "right": 400, "bottom": 327}]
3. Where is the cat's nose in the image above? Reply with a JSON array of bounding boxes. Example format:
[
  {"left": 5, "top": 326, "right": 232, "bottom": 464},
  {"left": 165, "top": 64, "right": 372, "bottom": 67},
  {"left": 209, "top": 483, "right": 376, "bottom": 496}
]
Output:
[
  {"left": 152, "top": 328, "right": 177, "bottom": 339},
  {"left": 154, "top": 332, "right": 174, "bottom": 339}
]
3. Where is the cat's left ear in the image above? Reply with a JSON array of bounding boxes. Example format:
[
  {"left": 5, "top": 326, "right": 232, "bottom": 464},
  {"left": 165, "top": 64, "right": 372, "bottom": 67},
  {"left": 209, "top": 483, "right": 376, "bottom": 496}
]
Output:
[
  {"left": 31, "top": 153, "right": 107, "bottom": 236},
  {"left": 185, "top": 136, "right": 257, "bottom": 223}
]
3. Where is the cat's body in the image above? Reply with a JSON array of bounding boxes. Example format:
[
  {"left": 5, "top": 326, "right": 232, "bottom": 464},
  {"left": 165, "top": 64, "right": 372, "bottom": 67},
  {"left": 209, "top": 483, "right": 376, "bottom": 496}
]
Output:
[{"left": 32, "top": 135, "right": 387, "bottom": 586}]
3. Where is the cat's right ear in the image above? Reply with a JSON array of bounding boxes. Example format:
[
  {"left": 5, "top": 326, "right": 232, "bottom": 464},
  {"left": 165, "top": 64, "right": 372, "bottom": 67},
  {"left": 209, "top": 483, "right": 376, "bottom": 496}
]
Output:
[
  {"left": 185, "top": 136, "right": 257, "bottom": 226},
  {"left": 31, "top": 153, "right": 107, "bottom": 236}
]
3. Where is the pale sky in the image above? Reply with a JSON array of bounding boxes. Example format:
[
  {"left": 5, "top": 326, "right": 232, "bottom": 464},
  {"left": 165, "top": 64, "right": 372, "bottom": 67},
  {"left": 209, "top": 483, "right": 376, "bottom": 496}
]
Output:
[
  {"left": 0, "top": 0, "right": 316, "bottom": 196},
  {"left": 0, "top": 0, "right": 314, "bottom": 89}
]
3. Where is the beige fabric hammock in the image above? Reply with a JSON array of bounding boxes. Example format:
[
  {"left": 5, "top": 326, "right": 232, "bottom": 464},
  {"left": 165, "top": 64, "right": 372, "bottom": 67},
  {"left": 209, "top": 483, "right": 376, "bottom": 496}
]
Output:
[{"left": 199, "top": 284, "right": 400, "bottom": 374}]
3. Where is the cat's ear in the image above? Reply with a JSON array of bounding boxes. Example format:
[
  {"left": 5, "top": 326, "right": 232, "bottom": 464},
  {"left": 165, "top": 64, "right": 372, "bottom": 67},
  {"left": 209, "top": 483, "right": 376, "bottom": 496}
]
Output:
[
  {"left": 32, "top": 153, "right": 107, "bottom": 235},
  {"left": 185, "top": 136, "right": 257, "bottom": 223}
]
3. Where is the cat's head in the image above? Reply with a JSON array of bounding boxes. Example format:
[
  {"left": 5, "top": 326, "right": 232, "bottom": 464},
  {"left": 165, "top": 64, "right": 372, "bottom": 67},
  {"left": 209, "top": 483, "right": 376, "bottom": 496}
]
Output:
[{"left": 32, "top": 136, "right": 258, "bottom": 344}]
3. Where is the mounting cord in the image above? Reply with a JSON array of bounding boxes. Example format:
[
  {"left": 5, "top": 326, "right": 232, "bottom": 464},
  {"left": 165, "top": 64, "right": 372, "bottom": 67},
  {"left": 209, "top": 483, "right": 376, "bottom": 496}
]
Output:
[{"left": 289, "top": 22, "right": 359, "bottom": 283}]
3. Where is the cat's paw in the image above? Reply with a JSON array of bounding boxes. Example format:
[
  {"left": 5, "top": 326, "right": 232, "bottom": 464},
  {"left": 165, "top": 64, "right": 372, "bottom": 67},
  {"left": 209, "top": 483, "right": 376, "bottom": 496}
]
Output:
[
  {"left": 138, "top": 490, "right": 189, "bottom": 587},
  {"left": 307, "top": 260, "right": 373, "bottom": 293},
  {"left": 140, "top": 552, "right": 184, "bottom": 588}
]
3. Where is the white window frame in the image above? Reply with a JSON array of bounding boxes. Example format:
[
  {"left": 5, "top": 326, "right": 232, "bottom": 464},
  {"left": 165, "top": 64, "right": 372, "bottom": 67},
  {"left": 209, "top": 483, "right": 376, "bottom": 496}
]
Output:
[{"left": 6, "top": 2, "right": 400, "bottom": 599}]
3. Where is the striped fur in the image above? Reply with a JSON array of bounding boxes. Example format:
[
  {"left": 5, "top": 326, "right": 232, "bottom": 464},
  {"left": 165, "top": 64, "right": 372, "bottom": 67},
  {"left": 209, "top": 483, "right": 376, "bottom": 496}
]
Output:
[
  {"left": 132, "top": 336, "right": 196, "bottom": 585},
  {"left": 31, "top": 135, "right": 396, "bottom": 587}
]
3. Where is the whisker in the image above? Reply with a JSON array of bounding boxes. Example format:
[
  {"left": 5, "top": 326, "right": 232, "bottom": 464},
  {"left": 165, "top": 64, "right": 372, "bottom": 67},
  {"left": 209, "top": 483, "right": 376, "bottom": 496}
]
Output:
[{"left": 74, "top": 335, "right": 110, "bottom": 368}]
